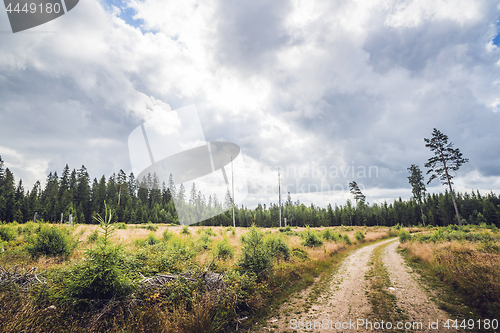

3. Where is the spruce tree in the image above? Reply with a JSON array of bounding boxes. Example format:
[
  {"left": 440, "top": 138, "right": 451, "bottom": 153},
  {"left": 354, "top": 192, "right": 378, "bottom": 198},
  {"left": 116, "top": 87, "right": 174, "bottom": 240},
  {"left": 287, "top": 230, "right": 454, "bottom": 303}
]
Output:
[{"left": 407, "top": 164, "right": 427, "bottom": 225}]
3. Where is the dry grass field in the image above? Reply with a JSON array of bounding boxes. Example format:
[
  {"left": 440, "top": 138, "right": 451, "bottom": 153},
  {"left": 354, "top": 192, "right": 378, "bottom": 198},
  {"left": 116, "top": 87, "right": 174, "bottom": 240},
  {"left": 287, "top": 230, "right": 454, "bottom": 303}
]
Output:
[{"left": 0, "top": 222, "right": 393, "bottom": 332}]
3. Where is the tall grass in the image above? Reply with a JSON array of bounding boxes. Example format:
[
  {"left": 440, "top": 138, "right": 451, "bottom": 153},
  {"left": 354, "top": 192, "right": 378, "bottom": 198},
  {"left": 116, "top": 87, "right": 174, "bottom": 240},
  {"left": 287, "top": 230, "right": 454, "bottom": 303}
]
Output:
[
  {"left": 400, "top": 228, "right": 500, "bottom": 318},
  {"left": 0, "top": 224, "right": 390, "bottom": 332}
]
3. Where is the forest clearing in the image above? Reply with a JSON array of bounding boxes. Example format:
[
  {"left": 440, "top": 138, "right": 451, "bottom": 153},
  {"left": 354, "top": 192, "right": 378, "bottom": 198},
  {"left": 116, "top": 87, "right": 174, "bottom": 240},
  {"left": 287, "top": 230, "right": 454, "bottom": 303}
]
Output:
[{"left": 0, "top": 220, "right": 499, "bottom": 332}]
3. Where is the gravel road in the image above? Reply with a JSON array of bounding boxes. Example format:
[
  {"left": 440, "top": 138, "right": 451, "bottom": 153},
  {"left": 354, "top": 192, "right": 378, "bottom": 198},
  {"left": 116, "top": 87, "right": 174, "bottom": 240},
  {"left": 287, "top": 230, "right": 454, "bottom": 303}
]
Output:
[{"left": 259, "top": 239, "right": 457, "bottom": 332}]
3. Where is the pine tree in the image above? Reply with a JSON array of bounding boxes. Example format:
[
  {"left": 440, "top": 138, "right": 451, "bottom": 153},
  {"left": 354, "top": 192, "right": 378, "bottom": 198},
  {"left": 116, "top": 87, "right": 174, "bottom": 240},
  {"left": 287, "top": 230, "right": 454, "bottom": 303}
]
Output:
[
  {"left": 349, "top": 181, "right": 366, "bottom": 204},
  {"left": 424, "top": 128, "right": 469, "bottom": 226}
]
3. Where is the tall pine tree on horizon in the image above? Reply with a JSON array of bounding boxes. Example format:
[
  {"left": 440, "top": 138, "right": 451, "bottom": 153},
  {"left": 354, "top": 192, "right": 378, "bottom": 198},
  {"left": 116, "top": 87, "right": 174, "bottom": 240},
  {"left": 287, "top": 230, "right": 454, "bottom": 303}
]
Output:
[{"left": 424, "top": 128, "right": 469, "bottom": 226}]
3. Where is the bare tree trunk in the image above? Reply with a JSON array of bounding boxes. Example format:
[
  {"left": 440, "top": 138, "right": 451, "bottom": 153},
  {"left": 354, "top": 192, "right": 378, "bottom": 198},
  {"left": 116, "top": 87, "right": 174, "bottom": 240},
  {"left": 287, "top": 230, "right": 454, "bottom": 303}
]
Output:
[
  {"left": 419, "top": 204, "right": 425, "bottom": 227},
  {"left": 440, "top": 148, "right": 462, "bottom": 226}
]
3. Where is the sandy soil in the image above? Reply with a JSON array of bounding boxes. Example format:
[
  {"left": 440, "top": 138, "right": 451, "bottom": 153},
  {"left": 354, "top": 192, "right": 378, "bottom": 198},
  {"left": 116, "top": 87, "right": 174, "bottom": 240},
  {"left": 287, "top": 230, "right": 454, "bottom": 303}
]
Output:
[
  {"left": 259, "top": 239, "right": 457, "bottom": 332},
  {"left": 382, "top": 241, "right": 457, "bottom": 333}
]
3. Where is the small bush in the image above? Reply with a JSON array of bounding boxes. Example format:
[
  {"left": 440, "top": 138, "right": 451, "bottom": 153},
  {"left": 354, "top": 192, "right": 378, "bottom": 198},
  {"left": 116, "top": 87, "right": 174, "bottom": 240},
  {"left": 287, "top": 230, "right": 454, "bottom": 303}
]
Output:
[
  {"left": 181, "top": 226, "right": 190, "bottom": 235},
  {"left": 238, "top": 226, "right": 272, "bottom": 277},
  {"left": 66, "top": 203, "right": 130, "bottom": 299},
  {"left": 0, "top": 224, "right": 17, "bottom": 242},
  {"left": 204, "top": 228, "right": 216, "bottom": 236},
  {"left": 226, "top": 226, "right": 236, "bottom": 236},
  {"left": 87, "top": 229, "right": 99, "bottom": 243},
  {"left": 144, "top": 223, "right": 157, "bottom": 231},
  {"left": 355, "top": 230, "right": 365, "bottom": 242},
  {"left": 322, "top": 229, "right": 334, "bottom": 241},
  {"left": 343, "top": 234, "right": 352, "bottom": 245},
  {"left": 198, "top": 233, "right": 212, "bottom": 250},
  {"left": 302, "top": 227, "right": 323, "bottom": 247},
  {"left": 163, "top": 229, "right": 174, "bottom": 241},
  {"left": 17, "top": 222, "right": 37, "bottom": 236},
  {"left": 279, "top": 226, "right": 292, "bottom": 233},
  {"left": 478, "top": 240, "right": 500, "bottom": 253},
  {"left": 115, "top": 222, "right": 128, "bottom": 230},
  {"left": 387, "top": 229, "right": 398, "bottom": 237},
  {"left": 215, "top": 237, "right": 234, "bottom": 260},
  {"left": 146, "top": 232, "right": 160, "bottom": 246},
  {"left": 399, "top": 229, "right": 411, "bottom": 243},
  {"left": 265, "top": 235, "right": 291, "bottom": 261},
  {"left": 292, "top": 248, "right": 308, "bottom": 260},
  {"left": 26, "top": 225, "right": 74, "bottom": 258}
]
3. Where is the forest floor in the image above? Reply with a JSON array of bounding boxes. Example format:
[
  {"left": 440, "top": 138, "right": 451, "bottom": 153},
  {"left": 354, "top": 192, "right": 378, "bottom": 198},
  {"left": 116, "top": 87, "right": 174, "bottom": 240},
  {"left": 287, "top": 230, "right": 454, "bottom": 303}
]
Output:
[{"left": 258, "top": 239, "right": 460, "bottom": 333}]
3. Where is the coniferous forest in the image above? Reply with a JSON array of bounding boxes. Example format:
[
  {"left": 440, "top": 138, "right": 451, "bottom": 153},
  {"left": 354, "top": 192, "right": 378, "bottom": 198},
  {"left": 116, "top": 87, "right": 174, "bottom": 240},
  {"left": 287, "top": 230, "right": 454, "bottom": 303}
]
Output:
[{"left": 0, "top": 156, "right": 499, "bottom": 228}]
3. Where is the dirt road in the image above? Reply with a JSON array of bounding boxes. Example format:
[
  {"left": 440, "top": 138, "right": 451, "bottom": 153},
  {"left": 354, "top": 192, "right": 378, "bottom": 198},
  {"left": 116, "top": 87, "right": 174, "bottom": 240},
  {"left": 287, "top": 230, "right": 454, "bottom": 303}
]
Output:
[{"left": 259, "top": 239, "right": 455, "bottom": 332}]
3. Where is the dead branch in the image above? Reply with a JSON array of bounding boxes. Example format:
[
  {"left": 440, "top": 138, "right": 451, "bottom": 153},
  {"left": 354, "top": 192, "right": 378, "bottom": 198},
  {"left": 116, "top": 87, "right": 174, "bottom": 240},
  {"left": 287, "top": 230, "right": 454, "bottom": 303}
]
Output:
[{"left": 0, "top": 264, "right": 46, "bottom": 290}]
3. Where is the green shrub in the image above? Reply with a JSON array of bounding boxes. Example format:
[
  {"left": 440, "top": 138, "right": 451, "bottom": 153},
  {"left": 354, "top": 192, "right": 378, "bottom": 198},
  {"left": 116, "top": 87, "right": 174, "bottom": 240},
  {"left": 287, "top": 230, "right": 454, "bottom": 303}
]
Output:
[
  {"left": 238, "top": 226, "right": 272, "bottom": 277},
  {"left": 66, "top": 203, "right": 130, "bottom": 299},
  {"left": 152, "top": 238, "right": 196, "bottom": 274},
  {"left": 87, "top": 229, "right": 99, "bottom": 243},
  {"left": 204, "top": 227, "right": 216, "bottom": 236},
  {"left": 181, "top": 226, "right": 190, "bottom": 235},
  {"left": 26, "top": 225, "right": 74, "bottom": 258},
  {"left": 279, "top": 226, "right": 292, "bottom": 233},
  {"left": 146, "top": 232, "right": 160, "bottom": 246},
  {"left": 478, "top": 240, "right": 500, "bottom": 253},
  {"left": 292, "top": 248, "right": 308, "bottom": 260},
  {"left": 0, "top": 224, "right": 17, "bottom": 242},
  {"left": 214, "top": 237, "right": 234, "bottom": 260},
  {"left": 17, "top": 222, "right": 37, "bottom": 236},
  {"left": 198, "top": 233, "right": 212, "bottom": 250},
  {"left": 144, "top": 223, "right": 157, "bottom": 231},
  {"left": 163, "top": 229, "right": 174, "bottom": 241},
  {"left": 387, "top": 229, "right": 398, "bottom": 237},
  {"left": 343, "top": 234, "right": 352, "bottom": 245},
  {"left": 264, "top": 235, "right": 291, "bottom": 261},
  {"left": 399, "top": 229, "right": 411, "bottom": 243},
  {"left": 322, "top": 229, "right": 334, "bottom": 241},
  {"left": 302, "top": 227, "right": 323, "bottom": 247},
  {"left": 355, "top": 230, "right": 365, "bottom": 242},
  {"left": 226, "top": 226, "right": 236, "bottom": 236},
  {"left": 115, "top": 222, "right": 128, "bottom": 230}
]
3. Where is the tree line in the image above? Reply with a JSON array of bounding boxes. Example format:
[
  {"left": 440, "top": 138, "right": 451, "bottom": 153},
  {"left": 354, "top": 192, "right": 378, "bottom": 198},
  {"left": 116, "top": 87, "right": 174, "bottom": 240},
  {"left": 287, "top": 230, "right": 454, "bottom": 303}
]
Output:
[{"left": 0, "top": 156, "right": 499, "bottom": 227}]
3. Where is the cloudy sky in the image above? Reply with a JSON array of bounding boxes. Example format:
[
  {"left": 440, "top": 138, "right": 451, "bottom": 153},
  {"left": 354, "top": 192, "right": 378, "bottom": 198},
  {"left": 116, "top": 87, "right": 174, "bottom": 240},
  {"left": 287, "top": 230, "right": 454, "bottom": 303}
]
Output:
[{"left": 1, "top": 0, "right": 499, "bottom": 209}]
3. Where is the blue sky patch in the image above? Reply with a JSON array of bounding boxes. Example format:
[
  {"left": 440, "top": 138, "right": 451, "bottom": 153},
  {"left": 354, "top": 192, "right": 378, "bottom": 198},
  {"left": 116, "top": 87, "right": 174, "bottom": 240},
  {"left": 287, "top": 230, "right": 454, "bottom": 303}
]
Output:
[
  {"left": 104, "top": 0, "right": 144, "bottom": 30},
  {"left": 493, "top": 20, "right": 500, "bottom": 46}
]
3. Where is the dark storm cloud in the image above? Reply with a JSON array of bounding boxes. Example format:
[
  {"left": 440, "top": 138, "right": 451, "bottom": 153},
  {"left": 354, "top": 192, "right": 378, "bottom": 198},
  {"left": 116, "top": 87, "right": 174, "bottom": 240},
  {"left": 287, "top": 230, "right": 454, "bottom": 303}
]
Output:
[{"left": 214, "top": 0, "right": 293, "bottom": 72}]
